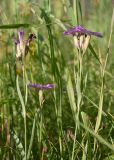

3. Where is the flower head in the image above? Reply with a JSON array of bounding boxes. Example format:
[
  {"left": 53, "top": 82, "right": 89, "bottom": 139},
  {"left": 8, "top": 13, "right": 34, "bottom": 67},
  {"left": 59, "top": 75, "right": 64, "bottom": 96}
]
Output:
[
  {"left": 63, "top": 25, "right": 102, "bottom": 37},
  {"left": 14, "top": 29, "right": 25, "bottom": 59},
  {"left": 63, "top": 25, "right": 103, "bottom": 51},
  {"left": 28, "top": 83, "right": 55, "bottom": 90},
  {"left": 15, "top": 29, "right": 36, "bottom": 59}
]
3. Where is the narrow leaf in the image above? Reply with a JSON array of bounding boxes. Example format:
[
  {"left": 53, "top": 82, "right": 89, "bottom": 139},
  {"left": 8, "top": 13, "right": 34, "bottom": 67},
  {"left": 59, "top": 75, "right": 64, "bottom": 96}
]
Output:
[
  {"left": 89, "top": 43, "right": 101, "bottom": 65},
  {"left": 0, "top": 24, "right": 30, "bottom": 29}
]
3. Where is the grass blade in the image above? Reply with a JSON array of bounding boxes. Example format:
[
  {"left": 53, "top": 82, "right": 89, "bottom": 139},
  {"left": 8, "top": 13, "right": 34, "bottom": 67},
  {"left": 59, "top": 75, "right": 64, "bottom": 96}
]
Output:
[{"left": 0, "top": 24, "right": 30, "bottom": 29}]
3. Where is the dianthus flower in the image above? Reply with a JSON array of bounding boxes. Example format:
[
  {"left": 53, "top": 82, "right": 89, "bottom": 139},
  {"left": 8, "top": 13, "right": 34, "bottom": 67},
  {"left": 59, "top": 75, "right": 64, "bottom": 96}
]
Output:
[
  {"left": 15, "top": 29, "right": 36, "bottom": 59},
  {"left": 63, "top": 25, "right": 103, "bottom": 51},
  {"left": 28, "top": 83, "right": 55, "bottom": 90}
]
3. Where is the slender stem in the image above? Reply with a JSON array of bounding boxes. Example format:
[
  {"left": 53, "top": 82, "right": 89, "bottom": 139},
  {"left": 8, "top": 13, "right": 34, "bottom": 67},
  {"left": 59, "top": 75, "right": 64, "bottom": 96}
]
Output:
[
  {"left": 16, "top": 75, "right": 27, "bottom": 160},
  {"left": 23, "top": 65, "right": 27, "bottom": 160},
  {"left": 72, "top": 49, "right": 83, "bottom": 159},
  {"left": 77, "top": 49, "right": 83, "bottom": 115},
  {"left": 71, "top": 123, "right": 77, "bottom": 160},
  {"left": 73, "top": 0, "right": 76, "bottom": 19}
]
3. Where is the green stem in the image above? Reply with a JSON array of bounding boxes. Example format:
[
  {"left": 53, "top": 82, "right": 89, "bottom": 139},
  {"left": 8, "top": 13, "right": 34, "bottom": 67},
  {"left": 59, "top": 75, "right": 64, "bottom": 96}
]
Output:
[{"left": 16, "top": 75, "right": 27, "bottom": 160}]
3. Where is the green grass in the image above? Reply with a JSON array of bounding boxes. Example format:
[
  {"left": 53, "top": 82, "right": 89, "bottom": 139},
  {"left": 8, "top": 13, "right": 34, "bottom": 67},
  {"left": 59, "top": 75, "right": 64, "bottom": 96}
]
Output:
[{"left": 0, "top": 0, "right": 114, "bottom": 159}]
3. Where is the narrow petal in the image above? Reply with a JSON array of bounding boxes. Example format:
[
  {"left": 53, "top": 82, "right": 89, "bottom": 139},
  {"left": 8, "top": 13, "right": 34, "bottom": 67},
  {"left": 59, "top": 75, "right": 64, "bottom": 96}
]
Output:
[
  {"left": 14, "top": 37, "right": 20, "bottom": 45},
  {"left": 90, "top": 31, "right": 103, "bottom": 37},
  {"left": 63, "top": 26, "right": 79, "bottom": 35},
  {"left": 82, "top": 35, "right": 91, "bottom": 52},
  {"left": 28, "top": 83, "right": 55, "bottom": 90},
  {"left": 18, "top": 30, "right": 24, "bottom": 41},
  {"left": 73, "top": 35, "right": 79, "bottom": 48},
  {"left": 79, "top": 35, "right": 84, "bottom": 48}
]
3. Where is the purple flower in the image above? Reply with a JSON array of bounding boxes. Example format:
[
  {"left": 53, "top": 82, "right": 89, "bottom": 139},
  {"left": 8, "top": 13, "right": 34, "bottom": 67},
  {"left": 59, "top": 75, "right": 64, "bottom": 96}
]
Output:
[
  {"left": 63, "top": 25, "right": 103, "bottom": 37},
  {"left": 15, "top": 29, "right": 36, "bottom": 59},
  {"left": 14, "top": 30, "right": 24, "bottom": 45},
  {"left": 15, "top": 29, "right": 25, "bottom": 59},
  {"left": 18, "top": 30, "right": 24, "bottom": 41},
  {"left": 63, "top": 25, "right": 103, "bottom": 51},
  {"left": 28, "top": 83, "right": 55, "bottom": 90}
]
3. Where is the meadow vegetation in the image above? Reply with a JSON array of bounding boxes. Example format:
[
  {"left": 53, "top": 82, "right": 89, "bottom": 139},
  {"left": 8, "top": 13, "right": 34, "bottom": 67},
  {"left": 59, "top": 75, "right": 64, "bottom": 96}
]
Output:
[{"left": 0, "top": 0, "right": 114, "bottom": 159}]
